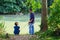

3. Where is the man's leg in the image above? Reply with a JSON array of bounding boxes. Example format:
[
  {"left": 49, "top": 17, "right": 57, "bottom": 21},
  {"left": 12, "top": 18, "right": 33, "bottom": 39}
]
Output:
[
  {"left": 29, "top": 23, "right": 32, "bottom": 35},
  {"left": 29, "top": 23, "right": 34, "bottom": 35},
  {"left": 31, "top": 24, "right": 34, "bottom": 35}
]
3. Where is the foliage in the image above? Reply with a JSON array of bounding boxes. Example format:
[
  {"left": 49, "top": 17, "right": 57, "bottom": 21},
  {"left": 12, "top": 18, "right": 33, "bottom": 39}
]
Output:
[
  {"left": 22, "top": 0, "right": 41, "bottom": 13},
  {"left": 35, "top": 30, "right": 53, "bottom": 38},
  {"left": 0, "top": 21, "right": 6, "bottom": 39},
  {"left": 48, "top": 0, "right": 60, "bottom": 31},
  {"left": 0, "top": 21, "right": 5, "bottom": 34},
  {"left": 0, "top": 0, "right": 24, "bottom": 13},
  {"left": 0, "top": 0, "right": 41, "bottom": 14},
  {"left": 47, "top": 0, "right": 54, "bottom": 7},
  {"left": 0, "top": 34, "right": 6, "bottom": 39},
  {"left": 47, "top": 0, "right": 54, "bottom": 14},
  {"left": 30, "top": 30, "right": 60, "bottom": 40},
  {"left": 0, "top": 0, "right": 55, "bottom": 14}
]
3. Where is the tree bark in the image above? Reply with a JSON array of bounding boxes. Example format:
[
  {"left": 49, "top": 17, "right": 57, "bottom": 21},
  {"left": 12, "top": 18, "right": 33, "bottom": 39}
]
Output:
[{"left": 41, "top": 0, "right": 48, "bottom": 32}]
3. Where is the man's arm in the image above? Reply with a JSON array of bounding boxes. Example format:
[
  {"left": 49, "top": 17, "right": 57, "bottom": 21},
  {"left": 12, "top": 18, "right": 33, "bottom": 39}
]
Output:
[
  {"left": 29, "top": 19, "right": 33, "bottom": 23},
  {"left": 28, "top": 18, "right": 34, "bottom": 25}
]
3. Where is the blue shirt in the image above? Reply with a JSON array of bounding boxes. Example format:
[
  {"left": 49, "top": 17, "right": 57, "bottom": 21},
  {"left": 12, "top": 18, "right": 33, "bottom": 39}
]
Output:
[
  {"left": 30, "top": 13, "right": 35, "bottom": 23},
  {"left": 14, "top": 26, "right": 20, "bottom": 34}
]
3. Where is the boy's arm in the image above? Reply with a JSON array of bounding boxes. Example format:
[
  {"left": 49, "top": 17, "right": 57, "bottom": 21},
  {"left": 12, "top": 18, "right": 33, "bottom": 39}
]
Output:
[{"left": 18, "top": 26, "right": 20, "bottom": 28}]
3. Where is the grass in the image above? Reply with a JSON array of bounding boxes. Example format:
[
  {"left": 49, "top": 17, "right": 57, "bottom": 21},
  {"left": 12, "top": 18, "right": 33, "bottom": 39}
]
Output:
[
  {"left": 0, "top": 34, "right": 13, "bottom": 40},
  {"left": 30, "top": 29, "right": 60, "bottom": 40},
  {"left": 0, "top": 22, "right": 8, "bottom": 40}
]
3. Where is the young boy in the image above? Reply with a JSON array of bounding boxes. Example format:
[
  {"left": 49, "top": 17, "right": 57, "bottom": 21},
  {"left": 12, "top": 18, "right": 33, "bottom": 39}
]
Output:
[{"left": 14, "top": 22, "right": 20, "bottom": 35}]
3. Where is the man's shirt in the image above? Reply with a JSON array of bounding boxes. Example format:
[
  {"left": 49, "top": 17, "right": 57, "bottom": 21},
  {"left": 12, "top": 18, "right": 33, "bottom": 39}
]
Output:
[{"left": 30, "top": 13, "right": 35, "bottom": 23}]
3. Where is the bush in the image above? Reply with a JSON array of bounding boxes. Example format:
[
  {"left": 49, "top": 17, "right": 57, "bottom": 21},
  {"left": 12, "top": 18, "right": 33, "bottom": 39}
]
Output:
[
  {"left": 0, "top": 34, "right": 6, "bottom": 39},
  {"left": 48, "top": 0, "right": 60, "bottom": 31},
  {"left": 0, "top": 21, "right": 6, "bottom": 39}
]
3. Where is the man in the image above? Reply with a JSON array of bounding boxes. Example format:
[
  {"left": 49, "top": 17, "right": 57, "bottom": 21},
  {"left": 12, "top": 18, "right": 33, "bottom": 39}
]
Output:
[{"left": 28, "top": 9, "right": 35, "bottom": 35}]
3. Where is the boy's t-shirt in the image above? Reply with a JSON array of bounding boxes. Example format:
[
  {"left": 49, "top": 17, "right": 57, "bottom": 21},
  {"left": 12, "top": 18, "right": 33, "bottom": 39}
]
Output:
[
  {"left": 30, "top": 13, "right": 35, "bottom": 23},
  {"left": 14, "top": 26, "right": 20, "bottom": 34}
]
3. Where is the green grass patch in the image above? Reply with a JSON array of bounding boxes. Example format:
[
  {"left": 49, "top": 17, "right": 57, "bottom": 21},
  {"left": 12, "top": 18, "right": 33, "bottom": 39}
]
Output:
[{"left": 30, "top": 30, "right": 60, "bottom": 40}]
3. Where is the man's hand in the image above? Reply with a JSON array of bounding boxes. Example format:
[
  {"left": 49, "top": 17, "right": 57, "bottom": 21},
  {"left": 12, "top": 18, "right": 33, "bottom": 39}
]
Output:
[
  {"left": 28, "top": 21, "right": 30, "bottom": 25},
  {"left": 28, "top": 19, "right": 33, "bottom": 25}
]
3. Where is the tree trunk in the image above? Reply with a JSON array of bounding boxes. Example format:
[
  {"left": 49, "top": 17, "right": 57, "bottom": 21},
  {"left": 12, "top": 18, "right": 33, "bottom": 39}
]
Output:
[{"left": 41, "top": 0, "right": 48, "bottom": 32}]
